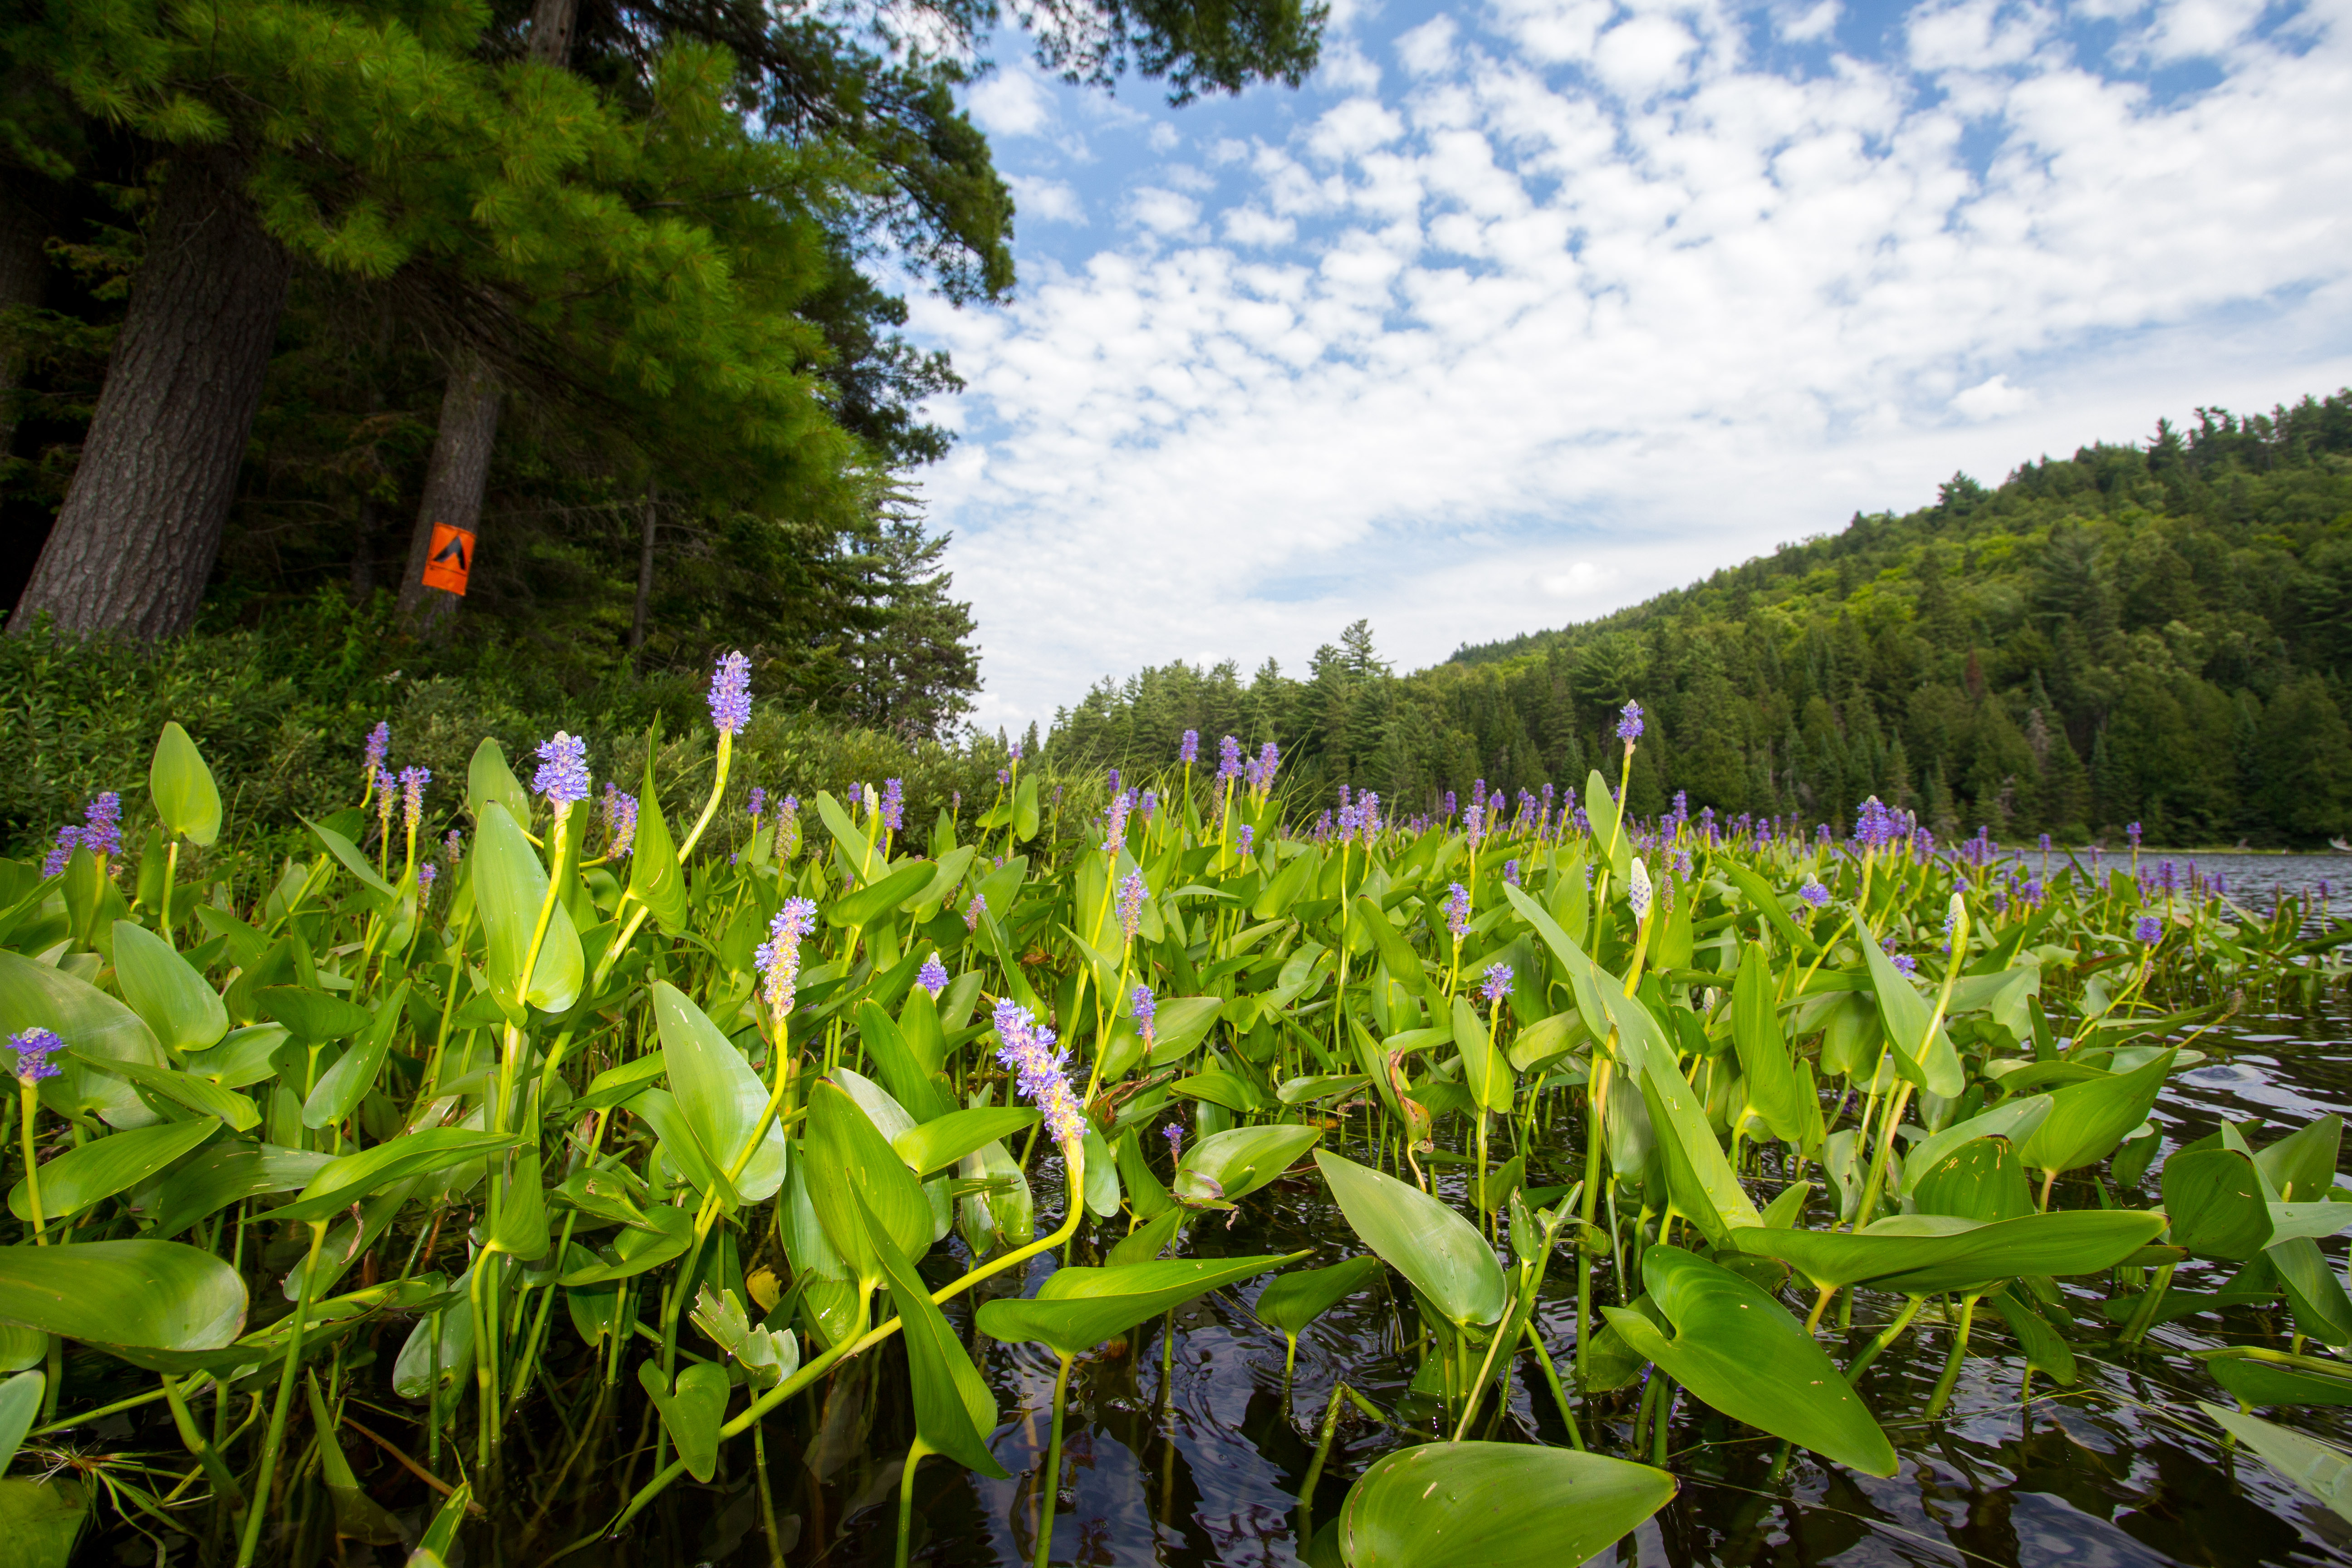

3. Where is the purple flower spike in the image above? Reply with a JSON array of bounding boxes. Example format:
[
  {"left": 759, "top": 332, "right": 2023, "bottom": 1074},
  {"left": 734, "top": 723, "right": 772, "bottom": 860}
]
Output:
[
  {"left": 533, "top": 733, "right": 591, "bottom": 806},
  {"left": 1132, "top": 985, "right": 1157, "bottom": 1049},
  {"left": 1180, "top": 730, "right": 1199, "bottom": 765},
  {"left": 417, "top": 862, "right": 438, "bottom": 899},
  {"left": 10, "top": 1027, "right": 63, "bottom": 1083},
  {"left": 1798, "top": 876, "right": 1831, "bottom": 908},
  {"left": 1617, "top": 701, "right": 1644, "bottom": 745},
  {"left": 1444, "top": 882, "right": 1472, "bottom": 938},
  {"left": 881, "top": 778, "right": 905, "bottom": 833},
  {"left": 1480, "top": 963, "right": 1514, "bottom": 1004},
  {"left": 918, "top": 954, "right": 949, "bottom": 998},
  {"left": 708, "top": 651, "right": 753, "bottom": 736},
  {"left": 82, "top": 792, "right": 122, "bottom": 857},
  {"left": 1116, "top": 868, "right": 1147, "bottom": 940},
  {"left": 994, "top": 1000, "right": 1085, "bottom": 1147},
  {"left": 365, "top": 721, "right": 391, "bottom": 773},
  {"left": 399, "top": 767, "right": 431, "bottom": 834},
  {"left": 754, "top": 897, "right": 820, "bottom": 1016},
  {"left": 2135, "top": 914, "right": 2163, "bottom": 945},
  {"left": 1218, "top": 735, "right": 1242, "bottom": 784},
  {"left": 41, "top": 827, "right": 83, "bottom": 878}
]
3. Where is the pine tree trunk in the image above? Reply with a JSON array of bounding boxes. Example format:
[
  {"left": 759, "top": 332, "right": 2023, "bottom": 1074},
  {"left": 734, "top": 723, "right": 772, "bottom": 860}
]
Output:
[
  {"left": 10, "top": 147, "right": 287, "bottom": 638},
  {"left": 394, "top": 350, "right": 501, "bottom": 634},
  {"left": 629, "top": 481, "right": 657, "bottom": 657},
  {"left": 389, "top": 0, "right": 577, "bottom": 639}
]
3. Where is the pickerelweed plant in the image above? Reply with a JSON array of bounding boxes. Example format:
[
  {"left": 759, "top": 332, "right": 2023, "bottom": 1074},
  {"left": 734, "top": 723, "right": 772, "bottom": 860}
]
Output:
[{"left": 2, "top": 687, "right": 2351, "bottom": 1567}]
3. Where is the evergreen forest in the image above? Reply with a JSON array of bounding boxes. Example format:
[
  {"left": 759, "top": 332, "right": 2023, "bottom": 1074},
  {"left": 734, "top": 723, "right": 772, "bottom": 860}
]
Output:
[{"left": 1047, "top": 391, "right": 2352, "bottom": 848}]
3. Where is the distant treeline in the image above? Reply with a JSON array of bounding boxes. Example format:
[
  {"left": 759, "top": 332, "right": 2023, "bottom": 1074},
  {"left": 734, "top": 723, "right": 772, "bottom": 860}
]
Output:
[{"left": 1045, "top": 390, "right": 2352, "bottom": 848}]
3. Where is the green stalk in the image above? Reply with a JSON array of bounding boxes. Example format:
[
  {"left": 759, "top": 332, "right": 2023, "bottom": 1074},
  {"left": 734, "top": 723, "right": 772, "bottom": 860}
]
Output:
[
  {"left": 235, "top": 1220, "right": 326, "bottom": 1568},
  {"left": 17, "top": 1079, "right": 44, "bottom": 1244},
  {"left": 1034, "top": 1352, "right": 1075, "bottom": 1568},
  {"left": 1843, "top": 1296, "right": 1922, "bottom": 1383},
  {"left": 1924, "top": 1294, "right": 1978, "bottom": 1419},
  {"left": 896, "top": 1435, "right": 932, "bottom": 1568}
]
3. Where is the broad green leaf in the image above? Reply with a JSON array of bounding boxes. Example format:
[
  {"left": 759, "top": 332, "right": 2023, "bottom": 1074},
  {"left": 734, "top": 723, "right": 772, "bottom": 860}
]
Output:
[
  {"left": 1252, "top": 851, "right": 1316, "bottom": 921},
  {"left": 1145, "top": 996, "right": 1228, "bottom": 1067},
  {"left": 1638, "top": 1055, "right": 1760, "bottom": 1247},
  {"left": 895, "top": 1107, "right": 1039, "bottom": 1178},
  {"left": 139, "top": 1141, "right": 330, "bottom": 1238},
  {"left": 1108, "top": 1207, "right": 1183, "bottom": 1265},
  {"left": 830, "top": 861, "right": 935, "bottom": 928},
  {"left": 1338, "top": 1441, "right": 1675, "bottom": 1568},
  {"left": 2269, "top": 1235, "right": 2352, "bottom": 1347},
  {"left": 473, "top": 801, "right": 582, "bottom": 1014},
  {"left": 2202, "top": 1401, "right": 2352, "bottom": 1521},
  {"left": 1720, "top": 862, "right": 1813, "bottom": 955},
  {"left": 1583, "top": 769, "right": 1632, "bottom": 882},
  {"left": 64, "top": 1049, "right": 257, "bottom": 1134},
  {"left": 109, "top": 921, "right": 227, "bottom": 1053},
  {"left": 1181, "top": 1124, "right": 1322, "bottom": 1205},
  {"left": 1314, "top": 1152, "right": 1504, "bottom": 1329},
  {"left": 804, "top": 1080, "right": 931, "bottom": 1288},
  {"left": 976, "top": 1253, "right": 1298, "bottom": 1357},
  {"left": 0, "top": 950, "right": 168, "bottom": 1129},
  {"left": 0, "top": 1369, "right": 41, "bottom": 1475},
  {"left": 638, "top": 1361, "right": 731, "bottom": 1483},
  {"left": 559, "top": 1205, "right": 695, "bottom": 1286},
  {"left": 303, "top": 817, "right": 396, "bottom": 901},
  {"left": 958, "top": 1137, "right": 1033, "bottom": 1255},
  {"left": 1900, "top": 1097, "right": 2053, "bottom": 1195},
  {"left": 0, "top": 1239, "right": 247, "bottom": 1350},
  {"left": 2268, "top": 1202, "right": 2352, "bottom": 1245},
  {"left": 466, "top": 739, "right": 531, "bottom": 831},
  {"left": 2165, "top": 1148, "right": 2273, "bottom": 1260},
  {"left": 303, "top": 980, "right": 407, "bottom": 1129},
  {"left": 1731, "top": 945, "right": 1805, "bottom": 1143},
  {"left": 855, "top": 1000, "right": 951, "bottom": 1122},
  {"left": 1988, "top": 1286, "right": 2078, "bottom": 1386},
  {"left": 1013, "top": 772, "right": 1039, "bottom": 842},
  {"left": 2255, "top": 1116, "right": 2343, "bottom": 1202},
  {"left": 653, "top": 982, "right": 787, "bottom": 1205},
  {"left": 149, "top": 723, "right": 221, "bottom": 846},
  {"left": 626, "top": 745, "right": 691, "bottom": 935},
  {"left": 860, "top": 1192, "right": 1006, "bottom": 1478},
  {"left": 2209, "top": 1354, "right": 2352, "bottom": 1408},
  {"left": 306, "top": 1374, "right": 405, "bottom": 1545},
  {"left": 0, "top": 1477, "right": 88, "bottom": 1567},
  {"left": 2016, "top": 1050, "right": 2176, "bottom": 1176},
  {"left": 256, "top": 986, "right": 370, "bottom": 1046},
  {"left": 1604, "top": 1247, "right": 1896, "bottom": 1476},
  {"left": 1730, "top": 1209, "right": 2166, "bottom": 1295},
  {"left": 409, "top": 1483, "right": 472, "bottom": 1568},
  {"left": 1857, "top": 917, "right": 1963, "bottom": 1098},
  {"left": 1254, "top": 1255, "right": 1384, "bottom": 1336},
  {"left": 1451, "top": 994, "right": 1512, "bottom": 1113},
  {"left": 814, "top": 791, "right": 873, "bottom": 866},
  {"left": 1911, "top": 1136, "right": 2034, "bottom": 1223},
  {"left": 8, "top": 1117, "right": 219, "bottom": 1223},
  {"left": 690, "top": 1286, "right": 799, "bottom": 1387},
  {"left": 1353, "top": 895, "right": 1429, "bottom": 1000},
  {"left": 277, "top": 1129, "right": 514, "bottom": 1222}
]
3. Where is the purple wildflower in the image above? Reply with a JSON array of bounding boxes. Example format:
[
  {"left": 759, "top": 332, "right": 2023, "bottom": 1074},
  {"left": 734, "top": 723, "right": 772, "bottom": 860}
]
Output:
[
  {"left": 1235, "top": 823, "right": 1254, "bottom": 857},
  {"left": 754, "top": 897, "right": 819, "bottom": 1017},
  {"left": 994, "top": 1000, "right": 1085, "bottom": 1147},
  {"left": 1180, "top": 730, "right": 1199, "bottom": 765},
  {"left": 41, "top": 828, "right": 82, "bottom": 878},
  {"left": 1105, "top": 789, "right": 1132, "bottom": 856},
  {"left": 365, "top": 721, "right": 391, "bottom": 774},
  {"left": 1132, "top": 985, "right": 1157, "bottom": 1050},
  {"left": 747, "top": 786, "right": 767, "bottom": 823},
  {"left": 444, "top": 828, "right": 464, "bottom": 863},
  {"left": 1480, "top": 963, "right": 1514, "bottom": 1004},
  {"left": 1164, "top": 1121, "right": 1185, "bottom": 1161},
  {"left": 533, "top": 733, "right": 591, "bottom": 806},
  {"left": 880, "top": 778, "right": 904, "bottom": 834},
  {"left": 2135, "top": 914, "right": 2163, "bottom": 945},
  {"left": 1218, "top": 735, "right": 1242, "bottom": 784},
  {"left": 418, "top": 862, "right": 438, "bottom": 899},
  {"left": 1444, "top": 882, "right": 1472, "bottom": 939},
  {"left": 602, "top": 784, "right": 639, "bottom": 858},
  {"left": 399, "top": 768, "right": 430, "bottom": 834},
  {"left": 1798, "top": 875, "right": 1831, "bottom": 908},
  {"left": 10, "top": 1027, "right": 63, "bottom": 1083},
  {"left": 1116, "top": 868, "right": 1147, "bottom": 940},
  {"left": 917, "top": 954, "right": 949, "bottom": 998},
  {"left": 81, "top": 792, "right": 122, "bottom": 857},
  {"left": 1617, "top": 701, "right": 1644, "bottom": 745},
  {"left": 1503, "top": 858, "right": 1521, "bottom": 886},
  {"left": 708, "top": 650, "right": 752, "bottom": 735},
  {"left": 2126, "top": 822, "right": 2143, "bottom": 850}
]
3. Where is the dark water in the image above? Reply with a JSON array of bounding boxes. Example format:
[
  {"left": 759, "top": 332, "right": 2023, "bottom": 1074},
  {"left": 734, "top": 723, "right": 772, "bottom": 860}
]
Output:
[{"left": 602, "top": 993, "right": 2352, "bottom": 1568}]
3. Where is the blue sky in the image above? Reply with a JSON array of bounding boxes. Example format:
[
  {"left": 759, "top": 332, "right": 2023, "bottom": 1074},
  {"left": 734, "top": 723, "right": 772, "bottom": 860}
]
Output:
[{"left": 906, "top": 0, "right": 2352, "bottom": 728}]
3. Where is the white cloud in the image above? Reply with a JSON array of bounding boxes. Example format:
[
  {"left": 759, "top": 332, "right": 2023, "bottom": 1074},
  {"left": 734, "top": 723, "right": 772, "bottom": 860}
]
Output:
[
  {"left": 1007, "top": 175, "right": 1086, "bottom": 225},
  {"left": 967, "top": 69, "right": 1054, "bottom": 137},
  {"left": 922, "top": 0, "right": 2352, "bottom": 724},
  {"left": 1779, "top": 1, "right": 1842, "bottom": 43}
]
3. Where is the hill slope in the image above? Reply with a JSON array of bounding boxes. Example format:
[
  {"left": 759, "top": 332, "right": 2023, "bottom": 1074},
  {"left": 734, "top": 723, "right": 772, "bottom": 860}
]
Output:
[{"left": 1047, "top": 391, "right": 2352, "bottom": 847}]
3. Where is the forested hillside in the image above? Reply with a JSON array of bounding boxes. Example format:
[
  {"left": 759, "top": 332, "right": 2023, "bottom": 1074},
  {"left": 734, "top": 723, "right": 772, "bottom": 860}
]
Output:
[{"left": 1048, "top": 391, "right": 2352, "bottom": 847}]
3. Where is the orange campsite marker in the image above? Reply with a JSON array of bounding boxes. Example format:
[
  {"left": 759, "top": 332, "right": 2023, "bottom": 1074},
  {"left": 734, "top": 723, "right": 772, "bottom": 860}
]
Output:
[{"left": 421, "top": 523, "right": 475, "bottom": 596}]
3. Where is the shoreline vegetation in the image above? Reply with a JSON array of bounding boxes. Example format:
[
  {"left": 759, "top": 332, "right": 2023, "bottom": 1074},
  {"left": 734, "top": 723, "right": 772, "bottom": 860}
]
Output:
[{"left": 0, "top": 672, "right": 2349, "bottom": 1565}]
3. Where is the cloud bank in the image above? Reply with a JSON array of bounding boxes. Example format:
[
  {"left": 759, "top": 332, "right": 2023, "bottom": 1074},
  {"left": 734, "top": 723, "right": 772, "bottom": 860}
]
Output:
[{"left": 915, "top": 0, "right": 2352, "bottom": 727}]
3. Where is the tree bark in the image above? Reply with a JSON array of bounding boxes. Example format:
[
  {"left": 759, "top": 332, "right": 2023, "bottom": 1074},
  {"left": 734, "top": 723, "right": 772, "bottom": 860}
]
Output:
[
  {"left": 10, "top": 147, "right": 287, "bottom": 638},
  {"left": 394, "top": 350, "right": 501, "bottom": 633},
  {"left": 389, "top": 0, "right": 577, "bottom": 638},
  {"left": 629, "top": 482, "right": 657, "bottom": 658}
]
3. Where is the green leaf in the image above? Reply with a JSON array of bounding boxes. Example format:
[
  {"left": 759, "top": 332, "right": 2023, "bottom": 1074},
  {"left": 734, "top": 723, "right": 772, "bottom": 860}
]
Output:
[
  {"left": 140, "top": 1140, "right": 329, "bottom": 1239},
  {"left": 1354, "top": 895, "right": 1430, "bottom": 1000},
  {"left": 1729, "top": 1209, "right": 2166, "bottom": 1295},
  {"left": 473, "top": 801, "right": 582, "bottom": 1014},
  {"left": 1254, "top": 1255, "right": 1384, "bottom": 1336},
  {"left": 466, "top": 739, "right": 531, "bottom": 833},
  {"left": 1583, "top": 769, "right": 1631, "bottom": 882},
  {"left": 830, "top": 861, "right": 936, "bottom": 928},
  {"left": 0, "top": 1477, "right": 88, "bottom": 1567},
  {"left": 2255, "top": 1115, "right": 2343, "bottom": 1203},
  {"left": 814, "top": 791, "right": 873, "bottom": 867},
  {"left": 1314, "top": 1151, "right": 1504, "bottom": 1329},
  {"left": 976, "top": 1253, "right": 1298, "bottom": 1357},
  {"left": 637, "top": 1361, "right": 731, "bottom": 1483},
  {"left": 408, "top": 1483, "right": 472, "bottom": 1568},
  {"left": 1451, "top": 994, "right": 1512, "bottom": 1114},
  {"left": 625, "top": 746, "right": 691, "bottom": 936},
  {"left": 2209, "top": 1354, "right": 2352, "bottom": 1409},
  {"left": 108, "top": 921, "right": 227, "bottom": 1054},
  {"left": 2201, "top": 1401, "right": 2352, "bottom": 1521},
  {"left": 1338, "top": 1441, "right": 1675, "bottom": 1568},
  {"left": 856, "top": 1000, "right": 951, "bottom": 1122},
  {"left": 559, "top": 1205, "right": 695, "bottom": 1286},
  {"left": 303, "top": 817, "right": 396, "bottom": 901},
  {"left": 2015, "top": 1050, "right": 2175, "bottom": 1176},
  {"left": 1988, "top": 1286, "right": 2077, "bottom": 1385},
  {"left": 1638, "top": 1055, "right": 1761, "bottom": 1248},
  {"left": 256, "top": 986, "right": 371, "bottom": 1047},
  {"left": 859, "top": 1192, "right": 1006, "bottom": 1478},
  {"left": 0, "top": 1240, "right": 247, "bottom": 1350},
  {"left": 306, "top": 1374, "right": 405, "bottom": 1545},
  {"left": 895, "top": 1107, "right": 1039, "bottom": 1179},
  {"left": 1013, "top": 773, "right": 1040, "bottom": 843},
  {"left": 1730, "top": 945, "right": 1804, "bottom": 1143},
  {"left": 303, "top": 980, "right": 407, "bottom": 1130},
  {"left": 1899, "top": 1097, "right": 2053, "bottom": 1196},
  {"left": 2165, "top": 1148, "right": 2274, "bottom": 1260},
  {"left": 1910, "top": 1136, "right": 2034, "bottom": 1223},
  {"left": 8, "top": 1117, "right": 219, "bottom": 1223},
  {"left": 148, "top": 724, "right": 221, "bottom": 846},
  {"left": 1181, "top": 1124, "right": 1322, "bottom": 1206},
  {"left": 690, "top": 1286, "right": 799, "bottom": 1387},
  {"left": 1108, "top": 1207, "right": 1183, "bottom": 1264},
  {"left": 1720, "top": 862, "right": 1813, "bottom": 956},
  {"left": 63, "top": 1049, "right": 257, "bottom": 1134},
  {"left": 276, "top": 1129, "right": 514, "bottom": 1223},
  {"left": 0, "top": 950, "right": 168, "bottom": 1130},
  {"left": 804, "top": 1080, "right": 931, "bottom": 1289},
  {"left": 1857, "top": 917, "right": 1963, "bottom": 1098},
  {"left": 1145, "top": 996, "right": 1227, "bottom": 1067},
  {"left": 1604, "top": 1247, "right": 1896, "bottom": 1476},
  {"left": 652, "top": 982, "right": 786, "bottom": 1205},
  {"left": 0, "top": 1368, "right": 38, "bottom": 1473}
]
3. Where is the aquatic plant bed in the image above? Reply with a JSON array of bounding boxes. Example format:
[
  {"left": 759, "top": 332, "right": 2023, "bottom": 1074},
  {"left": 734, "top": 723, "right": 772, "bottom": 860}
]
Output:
[{"left": 4, "top": 688, "right": 2352, "bottom": 1567}]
